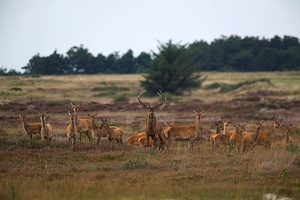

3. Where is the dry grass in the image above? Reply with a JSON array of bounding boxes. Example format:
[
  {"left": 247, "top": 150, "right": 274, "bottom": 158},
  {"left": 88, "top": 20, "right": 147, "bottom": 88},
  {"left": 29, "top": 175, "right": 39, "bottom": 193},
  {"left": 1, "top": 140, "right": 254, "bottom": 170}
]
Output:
[{"left": 0, "top": 72, "right": 300, "bottom": 199}]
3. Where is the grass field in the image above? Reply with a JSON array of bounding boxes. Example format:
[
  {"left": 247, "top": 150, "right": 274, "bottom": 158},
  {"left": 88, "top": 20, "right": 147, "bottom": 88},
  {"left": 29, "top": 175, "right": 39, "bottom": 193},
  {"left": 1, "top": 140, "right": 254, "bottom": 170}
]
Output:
[{"left": 0, "top": 72, "right": 300, "bottom": 199}]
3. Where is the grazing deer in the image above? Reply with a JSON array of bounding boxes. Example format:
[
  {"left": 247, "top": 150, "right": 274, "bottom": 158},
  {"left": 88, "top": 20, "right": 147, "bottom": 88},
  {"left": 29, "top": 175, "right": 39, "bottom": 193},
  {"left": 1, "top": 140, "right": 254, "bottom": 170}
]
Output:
[
  {"left": 164, "top": 110, "right": 204, "bottom": 151},
  {"left": 254, "top": 118, "right": 283, "bottom": 149},
  {"left": 99, "top": 119, "right": 124, "bottom": 149},
  {"left": 19, "top": 114, "right": 42, "bottom": 147},
  {"left": 70, "top": 102, "right": 92, "bottom": 144},
  {"left": 66, "top": 111, "right": 77, "bottom": 150},
  {"left": 281, "top": 123, "right": 293, "bottom": 146},
  {"left": 38, "top": 111, "right": 53, "bottom": 146},
  {"left": 138, "top": 90, "right": 166, "bottom": 150}
]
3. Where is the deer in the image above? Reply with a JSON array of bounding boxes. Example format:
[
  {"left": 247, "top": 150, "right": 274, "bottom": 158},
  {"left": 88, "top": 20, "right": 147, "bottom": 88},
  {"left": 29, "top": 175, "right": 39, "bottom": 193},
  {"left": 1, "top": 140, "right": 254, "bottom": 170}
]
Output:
[
  {"left": 230, "top": 124, "right": 245, "bottom": 154},
  {"left": 126, "top": 132, "right": 147, "bottom": 146},
  {"left": 137, "top": 90, "right": 166, "bottom": 150},
  {"left": 241, "top": 120, "right": 263, "bottom": 152},
  {"left": 281, "top": 123, "right": 293, "bottom": 146},
  {"left": 38, "top": 111, "right": 53, "bottom": 146},
  {"left": 99, "top": 118, "right": 124, "bottom": 149},
  {"left": 210, "top": 118, "right": 229, "bottom": 151},
  {"left": 19, "top": 114, "right": 42, "bottom": 148},
  {"left": 254, "top": 118, "right": 283, "bottom": 149},
  {"left": 164, "top": 110, "right": 204, "bottom": 151},
  {"left": 87, "top": 113, "right": 122, "bottom": 146},
  {"left": 66, "top": 110, "right": 77, "bottom": 150},
  {"left": 69, "top": 102, "right": 92, "bottom": 144}
]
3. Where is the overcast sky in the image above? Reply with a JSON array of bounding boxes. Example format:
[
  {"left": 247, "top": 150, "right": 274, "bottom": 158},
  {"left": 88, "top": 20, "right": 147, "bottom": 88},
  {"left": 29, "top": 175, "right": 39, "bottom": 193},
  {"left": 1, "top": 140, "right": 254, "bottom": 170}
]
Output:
[{"left": 1, "top": 0, "right": 300, "bottom": 72}]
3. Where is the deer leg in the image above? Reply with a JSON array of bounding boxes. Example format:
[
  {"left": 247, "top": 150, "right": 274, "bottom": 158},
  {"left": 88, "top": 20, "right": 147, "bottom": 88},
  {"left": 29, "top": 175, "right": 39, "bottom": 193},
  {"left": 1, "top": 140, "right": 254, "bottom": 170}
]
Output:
[{"left": 97, "top": 137, "right": 100, "bottom": 146}]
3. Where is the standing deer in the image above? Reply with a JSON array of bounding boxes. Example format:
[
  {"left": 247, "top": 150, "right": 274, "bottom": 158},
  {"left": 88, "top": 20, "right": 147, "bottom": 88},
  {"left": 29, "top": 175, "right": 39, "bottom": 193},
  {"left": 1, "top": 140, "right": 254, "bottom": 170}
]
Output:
[
  {"left": 138, "top": 90, "right": 166, "bottom": 150},
  {"left": 254, "top": 118, "right": 283, "bottom": 149},
  {"left": 19, "top": 114, "right": 42, "bottom": 148},
  {"left": 281, "top": 123, "right": 293, "bottom": 146},
  {"left": 70, "top": 102, "right": 92, "bottom": 144},
  {"left": 38, "top": 111, "right": 53, "bottom": 146},
  {"left": 99, "top": 119, "right": 124, "bottom": 149},
  {"left": 230, "top": 124, "right": 245, "bottom": 154},
  {"left": 87, "top": 113, "right": 106, "bottom": 146},
  {"left": 164, "top": 110, "right": 204, "bottom": 151},
  {"left": 66, "top": 110, "right": 77, "bottom": 150},
  {"left": 242, "top": 120, "right": 263, "bottom": 152}
]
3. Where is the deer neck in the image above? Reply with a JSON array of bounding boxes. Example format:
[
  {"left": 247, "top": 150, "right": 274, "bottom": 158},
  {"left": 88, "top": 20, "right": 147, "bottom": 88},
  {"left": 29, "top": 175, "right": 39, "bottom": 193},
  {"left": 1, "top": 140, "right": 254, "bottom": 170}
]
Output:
[
  {"left": 103, "top": 122, "right": 112, "bottom": 136},
  {"left": 70, "top": 118, "right": 76, "bottom": 133},
  {"left": 223, "top": 125, "right": 228, "bottom": 135},
  {"left": 91, "top": 119, "right": 97, "bottom": 131},
  {"left": 146, "top": 113, "right": 156, "bottom": 130},
  {"left": 21, "top": 119, "right": 28, "bottom": 129},
  {"left": 74, "top": 112, "right": 79, "bottom": 128},
  {"left": 195, "top": 116, "right": 200, "bottom": 130},
  {"left": 41, "top": 117, "right": 47, "bottom": 131},
  {"left": 254, "top": 127, "right": 260, "bottom": 141}
]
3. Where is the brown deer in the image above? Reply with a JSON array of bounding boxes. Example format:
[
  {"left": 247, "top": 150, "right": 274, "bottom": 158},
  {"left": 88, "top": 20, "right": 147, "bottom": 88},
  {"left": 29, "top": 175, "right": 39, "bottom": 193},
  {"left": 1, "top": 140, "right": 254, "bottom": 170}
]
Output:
[
  {"left": 99, "top": 119, "right": 124, "bottom": 149},
  {"left": 38, "top": 111, "right": 53, "bottom": 146},
  {"left": 254, "top": 118, "right": 283, "bottom": 149},
  {"left": 19, "top": 114, "right": 42, "bottom": 148},
  {"left": 242, "top": 120, "right": 263, "bottom": 152},
  {"left": 230, "top": 124, "right": 245, "bottom": 154},
  {"left": 212, "top": 119, "right": 232, "bottom": 152},
  {"left": 281, "top": 123, "right": 293, "bottom": 146},
  {"left": 126, "top": 132, "right": 147, "bottom": 146},
  {"left": 210, "top": 117, "right": 229, "bottom": 150},
  {"left": 137, "top": 90, "right": 166, "bottom": 150},
  {"left": 66, "top": 110, "right": 77, "bottom": 150},
  {"left": 164, "top": 110, "right": 204, "bottom": 151},
  {"left": 70, "top": 102, "right": 92, "bottom": 144}
]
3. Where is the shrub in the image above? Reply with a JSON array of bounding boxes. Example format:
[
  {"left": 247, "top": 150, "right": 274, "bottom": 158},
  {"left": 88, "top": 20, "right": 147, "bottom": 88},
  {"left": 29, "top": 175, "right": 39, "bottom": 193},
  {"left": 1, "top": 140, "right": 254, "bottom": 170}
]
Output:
[{"left": 122, "top": 154, "right": 147, "bottom": 170}]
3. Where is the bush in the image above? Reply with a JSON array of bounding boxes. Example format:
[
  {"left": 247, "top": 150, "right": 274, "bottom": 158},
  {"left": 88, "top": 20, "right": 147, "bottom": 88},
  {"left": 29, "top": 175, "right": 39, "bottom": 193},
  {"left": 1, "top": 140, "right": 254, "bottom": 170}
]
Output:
[{"left": 122, "top": 154, "right": 147, "bottom": 170}]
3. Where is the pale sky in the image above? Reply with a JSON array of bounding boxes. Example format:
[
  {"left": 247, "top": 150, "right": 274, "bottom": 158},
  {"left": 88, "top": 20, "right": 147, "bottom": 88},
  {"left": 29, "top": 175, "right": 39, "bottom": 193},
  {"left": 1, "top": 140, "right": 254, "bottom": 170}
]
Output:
[{"left": 1, "top": 0, "right": 300, "bottom": 72}]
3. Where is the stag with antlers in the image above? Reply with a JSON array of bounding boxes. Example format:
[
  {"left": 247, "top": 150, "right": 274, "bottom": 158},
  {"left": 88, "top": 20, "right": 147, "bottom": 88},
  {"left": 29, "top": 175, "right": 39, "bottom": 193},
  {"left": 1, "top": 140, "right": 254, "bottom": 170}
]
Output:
[{"left": 138, "top": 90, "right": 166, "bottom": 150}]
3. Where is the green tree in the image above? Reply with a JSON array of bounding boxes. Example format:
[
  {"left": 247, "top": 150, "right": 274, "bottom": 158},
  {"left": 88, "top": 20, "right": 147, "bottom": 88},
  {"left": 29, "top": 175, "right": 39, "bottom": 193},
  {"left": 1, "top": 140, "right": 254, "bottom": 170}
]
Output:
[
  {"left": 141, "top": 40, "right": 204, "bottom": 95},
  {"left": 135, "top": 52, "right": 152, "bottom": 73},
  {"left": 118, "top": 49, "right": 136, "bottom": 73},
  {"left": 66, "top": 45, "right": 94, "bottom": 74}
]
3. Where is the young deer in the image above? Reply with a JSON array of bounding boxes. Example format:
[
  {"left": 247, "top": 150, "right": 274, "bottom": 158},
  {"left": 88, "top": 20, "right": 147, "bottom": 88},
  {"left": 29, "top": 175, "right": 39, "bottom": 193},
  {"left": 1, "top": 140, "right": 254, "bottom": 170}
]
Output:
[
  {"left": 99, "top": 119, "right": 124, "bottom": 149},
  {"left": 66, "top": 111, "right": 77, "bottom": 150},
  {"left": 164, "top": 110, "right": 204, "bottom": 151},
  {"left": 38, "top": 111, "right": 53, "bottom": 146},
  {"left": 19, "top": 114, "right": 42, "bottom": 147},
  {"left": 138, "top": 90, "right": 166, "bottom": 150},
  {"left": 70, "top": 102, "right": 92, "bottom": 144},
  {"left": 281, "top": 123, "right": 293, "bottom": 146},
  {"left": 254, "top": 118, "right": 283, "bottom": 149}
]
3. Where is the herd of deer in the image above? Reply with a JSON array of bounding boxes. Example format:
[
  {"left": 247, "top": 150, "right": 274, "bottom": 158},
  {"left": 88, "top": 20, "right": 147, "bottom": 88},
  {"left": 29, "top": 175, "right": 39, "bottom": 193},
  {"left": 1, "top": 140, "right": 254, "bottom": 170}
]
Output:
[{"left": 19, "top": 90, "right": 293, "bottom": 153}]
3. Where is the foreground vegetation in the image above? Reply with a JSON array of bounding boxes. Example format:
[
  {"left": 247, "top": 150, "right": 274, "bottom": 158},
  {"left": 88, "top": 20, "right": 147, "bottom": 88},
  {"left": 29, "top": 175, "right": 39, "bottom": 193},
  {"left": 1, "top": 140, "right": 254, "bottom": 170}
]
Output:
[{"left": 0, "top": 72, "right": 300, "bottom": 199}]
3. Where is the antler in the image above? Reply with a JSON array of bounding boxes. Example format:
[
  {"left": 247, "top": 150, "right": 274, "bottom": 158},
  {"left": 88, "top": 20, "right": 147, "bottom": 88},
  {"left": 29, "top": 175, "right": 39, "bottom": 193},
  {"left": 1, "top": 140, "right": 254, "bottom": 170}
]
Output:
[
  {"left": 154, "top": 90, "right": 166, "bottom": 110},
  {"left": 138, "top": 90, "right": 149, "bottom": 108}
]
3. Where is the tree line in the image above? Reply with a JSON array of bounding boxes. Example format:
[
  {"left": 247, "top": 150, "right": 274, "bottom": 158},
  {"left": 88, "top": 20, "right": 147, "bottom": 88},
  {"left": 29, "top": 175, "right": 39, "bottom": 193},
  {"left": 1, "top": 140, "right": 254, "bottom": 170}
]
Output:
[{"left": 1, "top": 35, "right": 299, "bottom": 76}]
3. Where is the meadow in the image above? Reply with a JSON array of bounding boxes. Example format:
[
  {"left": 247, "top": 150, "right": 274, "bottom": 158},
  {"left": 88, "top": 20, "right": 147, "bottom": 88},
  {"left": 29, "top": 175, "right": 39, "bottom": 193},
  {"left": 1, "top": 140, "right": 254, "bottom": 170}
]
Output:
[{"left": 0, "top": 72, "right": 300, "bottom": 200}]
